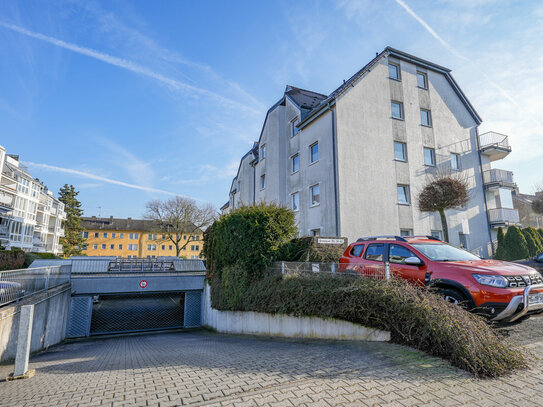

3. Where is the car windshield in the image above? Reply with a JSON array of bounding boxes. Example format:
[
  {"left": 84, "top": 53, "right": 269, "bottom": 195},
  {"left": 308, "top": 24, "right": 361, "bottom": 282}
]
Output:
[{"left": 410, "top": 243, "right": 480, "bottom": 262}]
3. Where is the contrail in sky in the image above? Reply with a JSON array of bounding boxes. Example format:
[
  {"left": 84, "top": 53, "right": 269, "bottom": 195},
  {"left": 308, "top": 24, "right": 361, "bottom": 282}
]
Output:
[
  {"left": 0, "top": 21, "right": 261, "bottom": 115},
  {"left": 25, "top": 161, "right": 201, "bottom": 200},
  {"left": 394, "top": 0, "right": 543, "bottom": 129}
]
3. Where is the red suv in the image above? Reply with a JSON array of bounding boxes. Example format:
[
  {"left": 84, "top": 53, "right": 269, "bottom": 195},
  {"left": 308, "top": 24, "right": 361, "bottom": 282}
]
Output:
[{"left": 339, "top": 235, "right": 543, "bottom": 322}]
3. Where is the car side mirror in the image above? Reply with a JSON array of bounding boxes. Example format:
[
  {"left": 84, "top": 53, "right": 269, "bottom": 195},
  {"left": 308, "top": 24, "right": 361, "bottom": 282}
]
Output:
[{"left": 404, "top": 257, "right": 423, "bottom": 266}]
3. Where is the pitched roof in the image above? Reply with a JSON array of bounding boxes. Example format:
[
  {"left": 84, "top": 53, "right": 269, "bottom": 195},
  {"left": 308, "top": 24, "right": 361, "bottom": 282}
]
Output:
[
  {"left": 284, "top": 85, "right": 327, "bottom": 110},
  {"left": 298, "top": 46, "right": 482, "bottom": 129}
]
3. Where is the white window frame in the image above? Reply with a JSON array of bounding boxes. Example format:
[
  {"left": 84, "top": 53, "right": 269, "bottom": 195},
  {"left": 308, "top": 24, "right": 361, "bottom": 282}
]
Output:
[
  {"left": 291, "top": 192, "right": 300, "bottom": 212},
  {"left": 417, "top": 71, "right": 428, "bottom": 89},
  {"left": 420, "top": 109, "right": 432, "bottom": 127},
  {"left": 397, "top": 184, "right": 410, "bottom": 205},
  {"left": 424, "top": 147, "right": 436, "bottom": 166},
  {"left": 260, "top": 174, "right": 266, "bottom": 190},
  {"left": 291, "top": 153, "right": 299, "bottom": 173},
  {"left": 260, "top": 144, "right": 266, "bottom": 160},
  {"left": 451, "top": 153, "right": 460, "bottom": 171},
  {"left": 291, "top": 117, "right": 300, "bottom": 137},
  {"left": 394, "top": 141, "right": 407, "bottom": 162},
  {"left": 310, "top": 184, "right": 320, "bottom": 206},
  {"left": 388, "top": 62, "right": 401, "bottom": 80},
  {"left": 391, "top": 101, "right": 404, "bottom": 120},
  {"left": 309, "top": 142, "right": 319, "bottom": 164}
]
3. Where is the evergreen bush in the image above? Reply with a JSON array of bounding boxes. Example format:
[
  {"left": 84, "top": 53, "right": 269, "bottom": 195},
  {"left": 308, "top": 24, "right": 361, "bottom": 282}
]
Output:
[
  {"left": 494, "top": 227, "right": 506, "bottom": 260},
  {"left": 522, "top": 228, "right": 540, "bottom": 257},
  {"left": 503, "top": 226, "right": 530, "bottom": 261},
  {"left": 205, "top": 203, "right": 297, "bottom": 281},
  {"left": 528, "top": 227, "right": 543, "bottom": 253},
  {"left": 276, "top": 236, "right": 345, "bottom": 263}
]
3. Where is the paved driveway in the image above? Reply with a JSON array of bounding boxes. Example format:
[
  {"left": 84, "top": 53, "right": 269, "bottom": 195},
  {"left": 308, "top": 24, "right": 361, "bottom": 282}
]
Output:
[{"left": 0, "top": 329, "right": 543, "bottom": 407}]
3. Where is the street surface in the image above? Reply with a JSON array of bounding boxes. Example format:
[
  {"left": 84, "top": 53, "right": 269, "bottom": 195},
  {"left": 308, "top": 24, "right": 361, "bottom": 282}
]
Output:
[{"left": 0, "top": 317, "right": 542, "bottom": 407}]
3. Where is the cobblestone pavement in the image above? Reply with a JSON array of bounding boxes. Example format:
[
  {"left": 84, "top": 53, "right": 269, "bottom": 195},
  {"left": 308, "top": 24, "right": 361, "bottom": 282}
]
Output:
[{"left": 0, "top": 328, "right": 543, "bottom": 407}]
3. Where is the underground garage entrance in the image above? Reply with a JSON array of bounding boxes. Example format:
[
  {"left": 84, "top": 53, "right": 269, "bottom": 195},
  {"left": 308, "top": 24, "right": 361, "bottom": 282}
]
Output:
[{"left": 90, "top": 293, "right": 186, "bottom": 335}]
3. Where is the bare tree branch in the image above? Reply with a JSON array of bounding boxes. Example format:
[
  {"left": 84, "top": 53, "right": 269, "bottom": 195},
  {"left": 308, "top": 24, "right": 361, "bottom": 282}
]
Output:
[{"left": 144, "top": 197, "right": 217, "bottom": 256}]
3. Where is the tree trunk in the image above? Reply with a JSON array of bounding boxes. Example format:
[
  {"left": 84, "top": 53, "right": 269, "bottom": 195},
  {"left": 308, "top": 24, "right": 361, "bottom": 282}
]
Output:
[{"left": 438, "top": 209, "right": 449, "bottom": 243}]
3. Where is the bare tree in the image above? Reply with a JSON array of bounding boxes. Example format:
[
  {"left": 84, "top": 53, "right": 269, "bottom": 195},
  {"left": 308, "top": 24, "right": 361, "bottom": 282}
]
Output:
[
  {"left": 145, "top": 196, "right": 216, "bottom": 257},
  {"left": 417, "top": 172, "right": 470, "bottom": 243}
]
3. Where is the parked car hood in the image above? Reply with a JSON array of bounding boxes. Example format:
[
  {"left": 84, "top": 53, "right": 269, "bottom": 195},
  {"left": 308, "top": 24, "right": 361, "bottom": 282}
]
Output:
[{"left": 436, "top": 259, "right": 538, "bottom": 275}]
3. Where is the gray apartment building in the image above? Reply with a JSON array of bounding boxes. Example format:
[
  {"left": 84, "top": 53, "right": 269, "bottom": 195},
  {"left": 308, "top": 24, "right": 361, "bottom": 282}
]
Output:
[{"left": 222, "top": 47, "right": 519, "bottom": 258}]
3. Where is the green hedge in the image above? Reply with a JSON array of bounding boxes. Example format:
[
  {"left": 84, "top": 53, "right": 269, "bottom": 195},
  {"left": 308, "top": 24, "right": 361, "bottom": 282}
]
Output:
[
  {"left": 211, "top": 271, "right": 528, "bottom": 378},
  {"left": 203, "top": 204, "right": 297, "bottom": 280},
  {"left": 276, "top": 236, "right": 345, "bottom": 263},
  {"left": 23, "top": 252, "right": 60, "bottom": 268},
  {"left": 0, "top": 249, "right": 25, "bottom": 271},
  {"left": 495, "top": 226, "right": 543, "bottom": 261}
]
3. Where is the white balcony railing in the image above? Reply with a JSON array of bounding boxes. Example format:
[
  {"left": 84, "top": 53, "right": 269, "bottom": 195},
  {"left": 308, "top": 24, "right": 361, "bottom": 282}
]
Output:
[
  {"left": 488, "top": 208, "right": 520, "bottom": 225},
  {"left": 483, "top": 169, "right": 515, "bottom": 187},
  {"left": 480, "top": 132, "right": 510, "bottom": 150}
]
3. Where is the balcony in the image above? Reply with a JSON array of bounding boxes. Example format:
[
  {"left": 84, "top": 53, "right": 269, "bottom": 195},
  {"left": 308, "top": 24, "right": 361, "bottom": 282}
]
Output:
[
  {"left": 488, "top": 208, "right": 520, "bottom": 228},
  {"left": 483, "top": 169, "right": 516, "bottom": 190},
  {"left": 479, "top": 132, "right": 511, "bottom": 161},
  {"left": 0, "top": 191, "right": 14, "bottom": 213}
]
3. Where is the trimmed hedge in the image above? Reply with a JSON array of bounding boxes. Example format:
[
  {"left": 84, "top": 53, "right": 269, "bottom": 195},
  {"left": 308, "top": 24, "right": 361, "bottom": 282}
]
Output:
[
  {"left": 276, "top": 236, "right": 345, "bottom": 263},
  {"left": 211, "top": 271, "right": 528, "bottom": 378},
  {"left": 495, "top": 226, "right": 543, "bottom": 261},
  {"left": 203, "top": 204, "right": 297, "bottom": 280}
]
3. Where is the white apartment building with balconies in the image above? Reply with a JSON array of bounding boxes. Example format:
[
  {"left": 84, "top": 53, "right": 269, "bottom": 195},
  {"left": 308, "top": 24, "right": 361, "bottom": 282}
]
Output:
[
  {"left": 0, "top": 145, "right": 66, "bottom": 255},
  {"left": 224, "top": 47, "right": 519, "bottom": 258}
]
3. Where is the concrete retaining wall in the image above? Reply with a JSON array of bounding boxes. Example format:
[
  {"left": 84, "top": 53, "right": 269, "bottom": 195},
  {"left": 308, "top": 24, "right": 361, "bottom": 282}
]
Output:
[
  {"left": 202, "top": 284, "right": 390, "bottom": 342},
  {"left": 0, "top": 284, "right": 71, "bottom": 363}
]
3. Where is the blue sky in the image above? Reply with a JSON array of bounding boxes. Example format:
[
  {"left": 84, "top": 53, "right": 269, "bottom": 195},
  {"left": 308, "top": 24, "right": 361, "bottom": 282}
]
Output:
[{"left": 0, "top": 0, "right": 542, "bottom": 218}]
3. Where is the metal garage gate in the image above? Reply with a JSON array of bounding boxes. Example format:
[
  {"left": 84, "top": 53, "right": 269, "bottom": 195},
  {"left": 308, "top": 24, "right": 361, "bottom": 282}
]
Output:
[{"left": 66, "top": 291, "right": 202, "bottom": 337}]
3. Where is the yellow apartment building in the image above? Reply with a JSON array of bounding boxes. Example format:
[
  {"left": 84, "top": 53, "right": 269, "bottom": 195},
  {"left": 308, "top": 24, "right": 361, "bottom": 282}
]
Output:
[{"left": 81, "top": 216, "right": 203, "bottom": 259}]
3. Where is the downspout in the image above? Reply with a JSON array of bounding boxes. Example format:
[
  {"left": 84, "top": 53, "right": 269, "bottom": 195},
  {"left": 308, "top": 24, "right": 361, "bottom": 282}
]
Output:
[
  {"left": 326, "top": 102, "right": 340, "bottom": 237},
  {"left": 475, "top": 127, "right": 494, "bottom": 257},
  {"left": 252, "top": 162, "right": 256, "bottom": 204}
]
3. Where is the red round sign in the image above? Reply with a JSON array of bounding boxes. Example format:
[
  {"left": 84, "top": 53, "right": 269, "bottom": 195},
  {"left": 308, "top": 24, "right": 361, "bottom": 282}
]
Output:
[{"left": 139, "top": 280, "right": 148, "bottom": 289}]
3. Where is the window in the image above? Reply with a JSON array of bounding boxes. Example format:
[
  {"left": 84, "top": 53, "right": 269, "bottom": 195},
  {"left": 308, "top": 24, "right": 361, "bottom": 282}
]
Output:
[
  {"left": 161, "top": 245, "right": 165, "bottom": 250},
  {"left": 93, "top": 244, "right": 98, "bottom": 250},
  {"left": 169, "top": 245, "right": 173, "bottom": 250},
  {"left": 389, "top": 244, "right": 418, "bottom": 264},
  {"left": 119, "top": 244, "right": 123, "bottom": 250},
  {"left": 310, "top": 229, "right": 320, "bottom": 236},
  {"left": 101, "top": 244, "right": 106, "bottom": 250},
  {"left": 82, "top": 231, "right": 89, "bottom": 239},
  {"left": 103, "top": 232, "right": 107, "bottom": 238},
  {"left": 291, "top": 192, "right": 299, "bottom": 211},
  {"left": 291, "top": 154, "right": 299, "bottom": 173},
  {"left": 129, "top": 233, "right": 139, "bottom": 239},
  {"left": 82, "top": 244, "right": 88, "bottom": 250},
  {"left": 183, "top": 235, "right": 187, "bottom": 240},
  {"left": 260, "top": 174, "right": 266, "bottom": 189},
  {"left": 430, "top": 230, "right": 443, "bottom": 240},
  {"left": 291, "top": 117, "right": 300, "bottom": 137},
  {"left": 394, "top": 141, "right": 407, "bottom": 161},
  {"left": 310, "top": 184, "right": 320, "bottom": 206},
  {"left": 119, "top": 233, "right": 124, "bottom": 239},
  {"left": 260, "top": 144, "right": 266, "bottom": 160},
  {"left": 147, "top": 244, "right": 157, "bottom": 251},
  {"left": 417, "top": 72, "right": 428, "bottom": 89},
  {"left": 451, "top": 153, "right": 460, "bottom": 170},
  {"left": 391, "top": 101, "right": 403, "bottom": 120},
  {"left": 424, "top": 147, "right": 436, "bottom": 166},
  {"left": 388, "top": 63, "right": 400, "bottom": 80},
  {"left": 400, "top": 229, "right": 413, "bottom": 237},
  {"left": 191, "top": 245, "right": 200, "bottom": 251},
  {"left": 148, "top": 233, "right": 157, "bottom": 240},
  {"left": 128, "top": 244, "right": 138, "bottom": 251},
  {"left": 397, "top": 185, "right": 410, "bottom": 205},
  {"left": 458, "top": 233, "right": 469, "bottom": 250},
  {"left": 420, "top": 109, "right": 432, "bottom": 127},
  {"left": 111, "top": 232, "right": 116, "bottom": 239},
  {"left": 94, "top": 232, "right": 99, "bottom": 238},
  {"left": 110, "top": 244, "right": 114, "bottom": 250},
  {"left": 350, "top": 244, "right": 364, "bottom": 257},
  {"left": 310, "top": 142, "right": 319, "bottom": 163},
  {"left": 365, "top": 244, "right": 384, "bottom": 261}
]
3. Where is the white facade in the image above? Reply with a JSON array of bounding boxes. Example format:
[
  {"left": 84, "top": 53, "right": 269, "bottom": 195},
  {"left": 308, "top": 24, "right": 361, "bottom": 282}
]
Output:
[
  {"left": 225, "top": 48, "right": 518, "bottom": 258},
  {"left": 0, "top": 145, "right": 66, "bottom": 254}
]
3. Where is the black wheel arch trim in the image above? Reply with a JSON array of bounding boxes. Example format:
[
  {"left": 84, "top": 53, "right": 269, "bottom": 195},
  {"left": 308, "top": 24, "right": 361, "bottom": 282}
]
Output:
[{"left": 427, "top": 278, "right": 476, "bottom": 309}]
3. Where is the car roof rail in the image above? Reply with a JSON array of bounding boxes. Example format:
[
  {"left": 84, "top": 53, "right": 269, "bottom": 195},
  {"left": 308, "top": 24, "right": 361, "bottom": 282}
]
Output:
[
  {"left": 401, "top": 235, "right": 442, "bottom": 241},
  {"left": 356, "top": 235, "right": 408, "bottom": 242}
]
